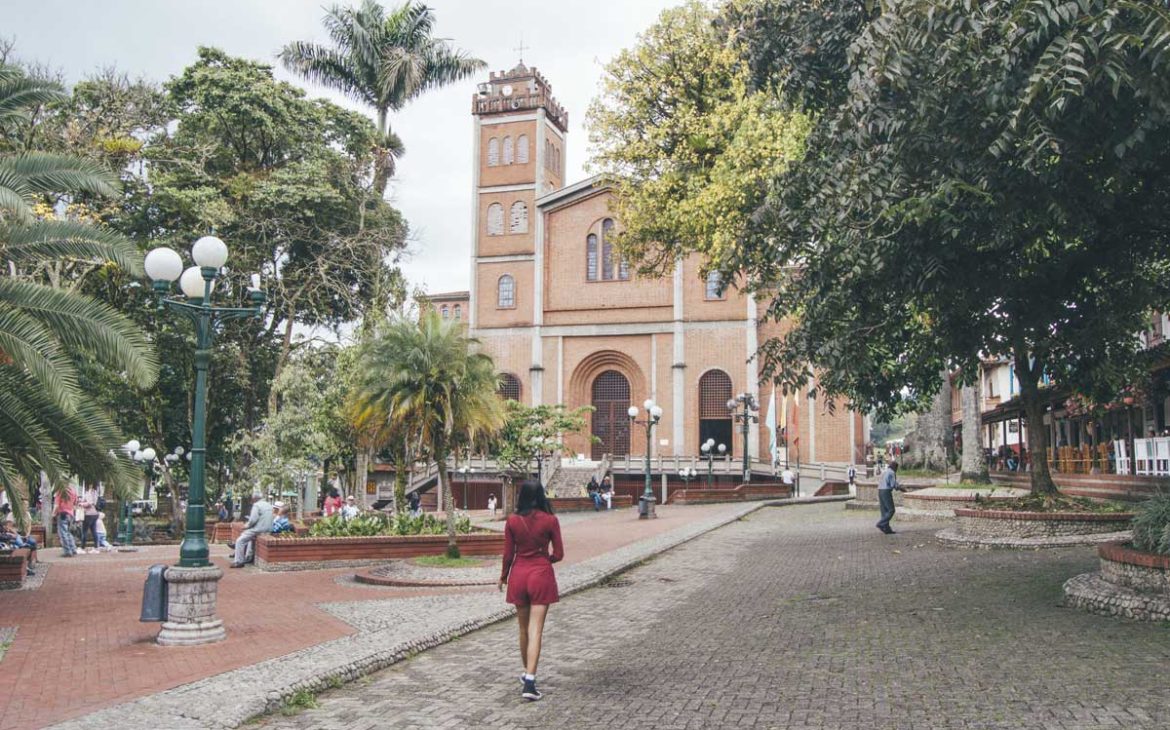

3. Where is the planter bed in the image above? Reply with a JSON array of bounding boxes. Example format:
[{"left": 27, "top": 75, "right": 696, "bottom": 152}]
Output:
[
  {"left": 1064, "top": 541, "right": 1170, "bottom": 621},
  {"left": 897, "top": 487, "right": 1027, "bottom": 521},
  {"left": 848, "top": 482, "right": 932, "bottom": 511},
  {"left": 255, "top": 531, "right": 505, "bottom": 572},
  {"left": 549, "top": 495, "right": 634, "bottom": 512},
  {"left": 938, "top": 508, "right": 1133, "bottom": 548}
]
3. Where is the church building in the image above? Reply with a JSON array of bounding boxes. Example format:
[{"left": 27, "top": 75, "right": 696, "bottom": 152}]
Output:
[{"left": 445, "top": 62, "right": 865, "bottom": 469}]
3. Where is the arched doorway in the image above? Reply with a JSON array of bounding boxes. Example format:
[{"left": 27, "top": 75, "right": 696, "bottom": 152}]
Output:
[
  {"left": 592, "top": 370, "right": 631, "bottom": 459},
  {"left": 699, "top": 369, "right": 733, "bottom": 453}
]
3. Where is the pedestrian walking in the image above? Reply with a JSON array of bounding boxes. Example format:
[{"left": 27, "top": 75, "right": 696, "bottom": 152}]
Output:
[
  {"left": 487, "top": 493, "right": 498, "bottom": 518},
  {"left": 876, "top": 461, "right": 907, "bottom": 534},
  {"left": 847, "top": 464, "right": 857, "bottom": 489},
  {"left": 54, "top": 484, "right": 78, "bottom": 557},
  {"left": 94, "top": 511, "right": 112, "bottom": 551},
  {"left": 499, "top": 480, "right": 564, "bottom": 702}
]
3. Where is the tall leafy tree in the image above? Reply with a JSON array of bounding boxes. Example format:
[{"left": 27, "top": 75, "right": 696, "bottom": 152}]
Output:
[
  {"left": 280, "top": 0, "right": 486, "bottom": 195},
  {"left": 348, "top": 311, "right": 504, "bottom": 556},
  {"left": 0, "top": 65, "right": 158, "bottom": 524},
  {"left": 595, "top": 0, "right": 1170, "bottom": 495}
]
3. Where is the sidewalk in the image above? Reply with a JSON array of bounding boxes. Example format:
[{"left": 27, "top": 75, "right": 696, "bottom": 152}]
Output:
[{"left": 0, "top": 502, "right": 762, "bottom": 730}]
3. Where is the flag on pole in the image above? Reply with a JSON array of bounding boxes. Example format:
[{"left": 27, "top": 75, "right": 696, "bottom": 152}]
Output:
[{"left": 765, "top": 386, "right": 778, "bottom": 466}]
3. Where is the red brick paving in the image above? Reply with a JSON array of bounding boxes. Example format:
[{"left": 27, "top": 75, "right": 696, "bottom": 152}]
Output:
[{"left": 0, "top": 503, "right": 736, "bottom": 730}]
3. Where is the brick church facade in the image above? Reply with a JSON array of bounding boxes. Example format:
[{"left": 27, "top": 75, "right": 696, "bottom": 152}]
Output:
[{"left": 441, "top": 62, "right": 866, "bottom": 468}]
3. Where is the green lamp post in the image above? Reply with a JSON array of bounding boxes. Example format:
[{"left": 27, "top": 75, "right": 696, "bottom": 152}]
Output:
[
  {"left": 144, "top": 237, "right": 265, "bottom": 568},
  {"left": 628, "top": 399, "right": 663, "bottom": 519}
]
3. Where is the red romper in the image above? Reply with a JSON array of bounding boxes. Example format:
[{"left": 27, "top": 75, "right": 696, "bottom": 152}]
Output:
[{"left": 500, "top": 510, "right": 564, "bottom": 606}]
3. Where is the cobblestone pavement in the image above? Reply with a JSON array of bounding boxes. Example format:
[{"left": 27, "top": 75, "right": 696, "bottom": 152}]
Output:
[{"left": 263, "top": 503, "right": 1170, "bottom": 730}]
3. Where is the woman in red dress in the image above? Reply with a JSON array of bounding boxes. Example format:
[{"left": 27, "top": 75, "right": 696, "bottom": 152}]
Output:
[
  {"left": 498, "top": 480, "right": 563, "bottom": 701},
  {"left": 322, "top": 488, "right": 343, "bottom": 517}
]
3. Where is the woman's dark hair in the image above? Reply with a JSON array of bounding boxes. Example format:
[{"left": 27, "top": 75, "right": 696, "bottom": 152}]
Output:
[
  {"left": 515, "top": 480, "right": 554, "bottom": 515},
  {"left": 329, "top": 487, "right": 340, "bottom": 498}
]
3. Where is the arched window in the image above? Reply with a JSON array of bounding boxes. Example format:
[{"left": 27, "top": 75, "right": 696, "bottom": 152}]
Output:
[
  {"left": 497, "top": 274, "right": 515, "bottom": 308},
  {"left": 586, "top": 233, "right": 598, "bottom": 281},
  {"left": 453, "top": 304, "right": 462, "bottom": 320},
  {"left": 503, "top": 136, "right": 514, "bottom": 165},
  {"left": 440, "top": 305, "right": 449, "bottom": 319},
  {"left": 487, "top": 203, "right": 504, "bottom": 235},
  {"left": 516, "top": 135, "right": 529, "bottom": 164},
  {"left": 487, "top": 137, "right": 499, "bottom": 167},
  {"left": 705, "top": 270, "right": 724, "bottom": 300},
  {"left": 498, "top": 373, "right": 522, "bottom": 401},
  {"left": 510, "top": 201, "right": 528, "bottom": 233},
  {"left": 601, "top": 220, "right": 614, "bottom": 281},
  {"left": 698, "top": 369, "right": 734, "bottom": 453}
]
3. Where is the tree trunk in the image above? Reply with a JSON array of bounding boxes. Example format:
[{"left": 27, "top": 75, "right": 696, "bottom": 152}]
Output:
[
  {"left": 435, "top": 457, "right": 459, "bottom": 558},
  {"left": 1015, "top": 350, "right": 1058, "bottom": 495},
  {"left": 905, "top": 371, "right": 952, "bottom": 471},
  {"left": 960, "top": 380, "right": 989, "bottom": 483},
  {"left": 267, "top": 306, "right": 296, "bottom": 415}
]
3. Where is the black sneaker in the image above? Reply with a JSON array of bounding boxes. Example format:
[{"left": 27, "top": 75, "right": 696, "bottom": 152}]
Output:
[{"left": 521, "top": 677, "right": 542, "bottom": 701}]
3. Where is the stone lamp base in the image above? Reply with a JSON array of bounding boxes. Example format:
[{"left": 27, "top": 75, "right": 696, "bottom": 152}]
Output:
[{"left": 157, "top": 565, "right": 227, "bottom": 646}]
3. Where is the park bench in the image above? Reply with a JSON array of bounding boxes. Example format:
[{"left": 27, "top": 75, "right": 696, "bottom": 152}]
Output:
[{"left": 549, "top": 495, "right": 635, "bottom": 512}]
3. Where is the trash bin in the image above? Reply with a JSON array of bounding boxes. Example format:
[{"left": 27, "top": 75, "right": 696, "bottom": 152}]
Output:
[
  {"left": 637, "top": 496, "right": 656, "bottom": 519},
  {"left": 140, "top": 564, "right": 169, "bottom": 622}
]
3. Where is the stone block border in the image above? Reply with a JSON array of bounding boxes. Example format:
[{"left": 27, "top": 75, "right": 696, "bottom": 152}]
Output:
[
  {"left": 1064, "top": 541, "right": 1170, "bottom": 621},
  {"left": 48, "top": 495, "right": 851, "bottom": 730},
  {"left": 936, "top": 527, "right": 1131, "bottom": 549},
  {"left": 948, "top": 508, "right": 1134, "bottom": 541}
]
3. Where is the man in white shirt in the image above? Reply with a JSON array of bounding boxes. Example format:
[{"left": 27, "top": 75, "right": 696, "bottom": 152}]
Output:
[{"left": 341, "top": 495, "right": 360, "bottom": 520}]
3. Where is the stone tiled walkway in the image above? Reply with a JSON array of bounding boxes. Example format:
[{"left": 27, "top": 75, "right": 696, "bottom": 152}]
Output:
[
  {"left": 3, "top": 503, "right": 744, "bottom": 730},
  {"left": 263, "top": 504, "right": 1170, "bottom": 730}
]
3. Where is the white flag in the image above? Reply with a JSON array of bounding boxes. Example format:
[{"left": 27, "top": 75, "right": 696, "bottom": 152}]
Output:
[{"left": 765, "top": 385, "right": 778, "bottom": 465}]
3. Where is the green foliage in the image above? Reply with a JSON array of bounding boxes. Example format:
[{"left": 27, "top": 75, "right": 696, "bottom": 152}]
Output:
[
  {"left": 413, "top": 554, "right": 481, "bottom": 568},
  {"left": 588, "top": 1, "right": 810, "bottom": 277},
  {"left": 493, "top": 401, "right": 595, "bottom": 475},
  {"left": 280, "top": 689, "right": 318, "bottom": 716},
  {"left": 307, "top": 510, "right": 472, "bottom": 538},
  {"left": 347, "top": 311, "right": 505, "bottom": 548},
  {"left": 0, "top": 64, "right": 159, "bottom": 525},
  {"left": 280, "top": 0, "right": 485, "bottom": 193},
  {"left": 594, "top": 0, "right": 1170, "bottom": 495},
  {"left": 1132, "top": 491, "right": 1170, "bottom": 556}
]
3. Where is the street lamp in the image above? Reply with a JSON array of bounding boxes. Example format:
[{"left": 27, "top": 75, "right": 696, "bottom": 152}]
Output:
[
  {"left": 700, "top": 438, "right": 727, "bottom": 488},
  {"left": 117, "top": 439, "right": 153, "bottom": 546},
  {"left": 727, "top": 393, "right": 759, "bottom": 484},
  {"left": 144, "top": 235, "right": 264, "bottom": 646},
  {"left": 457, "top": 465, "right": 474, "bottom": 510},
  {"left": 628, "top": 399, "right": 663, "bottom": 519},
  {"left": 678, "top": 467, "right": 697, "bottom": 490}
]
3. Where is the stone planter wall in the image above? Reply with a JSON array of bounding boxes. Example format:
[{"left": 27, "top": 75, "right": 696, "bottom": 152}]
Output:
[
  {"left": 255, "top": 531, "right": 505, "bottom": 571},
  {"left": 951, "top": 509, "right": 1134, "bottom": 538},
  {"left": 1098, "top": 541, "right": 1170, "bottom": 595},
  {"left": 903, "top": 493, "right": 1012, "bottom": 513}
]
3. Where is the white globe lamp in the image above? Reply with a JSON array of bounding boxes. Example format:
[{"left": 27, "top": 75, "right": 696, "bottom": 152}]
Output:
[
  {"left": 179, "top": 267, "right": 206, "bottom": 299},
  {"left": 627, "top": 406, "right": 639, "bottom": 418},
  {"left": 191, "top": 235, "right": 229, "bottom": 269},
  {"left": 144, "top": 248, "right": 183, "bottom": 283}
]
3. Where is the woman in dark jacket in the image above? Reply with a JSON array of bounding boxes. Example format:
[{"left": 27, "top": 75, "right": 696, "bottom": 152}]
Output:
[{"left": 498, "top": 480, "right": 563, "bottom": 701}]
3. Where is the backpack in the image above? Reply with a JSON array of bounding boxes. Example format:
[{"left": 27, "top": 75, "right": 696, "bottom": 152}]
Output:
[{"left": 96, "top": 495, "right": 107, "bottom": 511}]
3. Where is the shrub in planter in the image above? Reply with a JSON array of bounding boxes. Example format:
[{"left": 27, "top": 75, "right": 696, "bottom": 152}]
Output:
[
  {"left": 1131, "top": 492, "right": 1170, "bottom": 556},
  {"left": 306, "top": 512, "right": 473, "bottom": 538}
]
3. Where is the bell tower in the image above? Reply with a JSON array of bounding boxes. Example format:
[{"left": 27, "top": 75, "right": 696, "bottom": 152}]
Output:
[{"left": 467, "top": 61, "right": 567, "bottom": 333}]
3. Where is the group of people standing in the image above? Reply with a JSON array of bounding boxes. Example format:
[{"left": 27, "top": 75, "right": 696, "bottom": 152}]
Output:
[{"left": 52, "top": 484, "right": 113, "bottom": 557}]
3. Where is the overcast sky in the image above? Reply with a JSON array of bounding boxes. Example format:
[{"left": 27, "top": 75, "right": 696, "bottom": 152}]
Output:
[{"left": 2, "top": 0, "right": 678, "bottom": 295}]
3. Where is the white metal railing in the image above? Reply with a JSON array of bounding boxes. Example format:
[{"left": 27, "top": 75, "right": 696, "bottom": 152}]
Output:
[
  {"left": 1114, "top": 440, "right": 1132, "bottom": 475},
  {"left": 1133, "top": 437, "right": 1170, "bottom": 476}
]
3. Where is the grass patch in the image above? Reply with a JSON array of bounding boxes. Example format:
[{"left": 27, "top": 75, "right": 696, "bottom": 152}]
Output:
[
  {"left": 414, "top": 554, "right": 482, "bottom": 568},
  {"left": 280, "top": 689, "right": 319, "bottom": 716}
]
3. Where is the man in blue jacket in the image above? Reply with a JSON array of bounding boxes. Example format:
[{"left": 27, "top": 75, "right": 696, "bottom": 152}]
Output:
[{"left": 876, "top": 462, "right": 907, "bottom": 534}]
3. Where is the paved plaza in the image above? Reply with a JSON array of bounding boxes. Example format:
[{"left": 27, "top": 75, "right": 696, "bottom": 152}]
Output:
[
  {"left": 261, "top": 503, "right": 1170, "bottom": 730},
  {"left": 1, "top": 503, "right": 748, "bottom": 730}
]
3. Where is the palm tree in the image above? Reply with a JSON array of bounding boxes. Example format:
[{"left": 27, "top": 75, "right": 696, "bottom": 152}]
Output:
[
  {"left": 348, "top": 311, "right": 504, "bottom": 556},
  {"left": 0, "top": 65, "right": 158, "bottom": 527},
  {"left": 280, "top": 0, "right": 486, "bottom": 196}
]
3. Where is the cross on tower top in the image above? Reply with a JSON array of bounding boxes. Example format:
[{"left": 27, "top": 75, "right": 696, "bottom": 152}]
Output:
[{"left": 514, "top": 37, "right": 528, "bottom": 64}]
